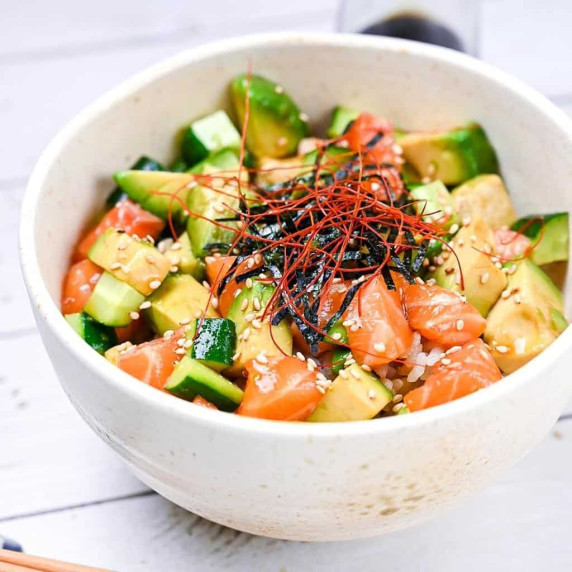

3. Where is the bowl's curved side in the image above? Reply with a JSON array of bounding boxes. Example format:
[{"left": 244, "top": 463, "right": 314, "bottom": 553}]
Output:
[
  {"left": 20, "top": 33, "right": 572, "bottom": 540},
  {"left": 37, "top": 304, "right": 570, "bottom": 541}
]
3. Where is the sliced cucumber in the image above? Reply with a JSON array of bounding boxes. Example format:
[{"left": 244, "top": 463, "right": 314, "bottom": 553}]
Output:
[
  {"left": 326, "top": 106, "right": 360, "bottom": 138},
  {"left": 181, "top": 110, "right": 241, "bottom": 166},
  {"left": 410, "top": 180, "right": 459, "bottom": 230},
  {"left": 88, "top": 228, "right": 171, "bottom": 295},
  {"left": 84, "top": 272, "right": 145, "bottom": 327},
  {"left": 230, "top": 74, "right": 310, "bottom": 158},
  {"left": 165, "top": 356, "right": 243, "bottom": 411},
  {"left": 511, "top": 212, "right": 569, "bottom": 265},
  {"left": 65, "top": 312, "right": 118, "bottom": 354},
  {"left": 331, "top": 347, "right": 351, "bottom": 376},
  {"left": 325, "top": 321, "right": 348, "bottom": 345},
  {"left": 191, "top": 318, "right": 237, "bottom": 371},
  {"left": 105, "top": 156, "right": 165, "bottom": 208}
]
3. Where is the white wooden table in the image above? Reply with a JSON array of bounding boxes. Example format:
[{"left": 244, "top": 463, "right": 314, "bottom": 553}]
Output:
[{"left": 1, "top": 1, "right": 572, "bottom": 570}]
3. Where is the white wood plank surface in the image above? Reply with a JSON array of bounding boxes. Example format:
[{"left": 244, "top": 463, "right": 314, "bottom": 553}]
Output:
[
  {"left": 1, "top": 1, "right": 572, "bottom": 569},
  {"left": 2, "top": 421, "right": 572, "bottom": 571}
]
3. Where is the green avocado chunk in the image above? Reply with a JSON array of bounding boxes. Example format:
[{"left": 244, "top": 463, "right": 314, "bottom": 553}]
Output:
[
  {"left": 430, "top": 217, "right": 507, "bottom": 316},
  {"left": 484, "top": 259, "right": 567, "bottom": 373},
  {"left": 230, "top": 74, "right": 310, "bottom": 158},
  {"left": 451, "top": 174, "right": 517, "bottom": 231},
  {"left": 511, "top": 212, "right": 569, "bottom": 266},
  {"left": 399, "top": 122, "right": 499, "bottom": 185},
  {"left": 307, "top": 364, "right": 393, "bottom": 422},
  {"left": 326, "top": 106, "right": 360, "bottom": 138},
  {"left": 410, "top": 180, "right": 459, "bottom": 230}
]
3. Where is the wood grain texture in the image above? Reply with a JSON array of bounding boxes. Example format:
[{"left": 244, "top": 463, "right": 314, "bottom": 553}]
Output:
[
  {"left": 1, "top": 1, "right": 572, "bottom": 568},
  {"left": 2, "top": 421, "right": 572, "bottom": 571}
]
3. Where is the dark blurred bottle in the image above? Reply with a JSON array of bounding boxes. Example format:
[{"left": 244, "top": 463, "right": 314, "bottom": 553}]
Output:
[
  {"left": 338, "top": 1, "right": 478, "bottom": 55},
  {"left": 361, "top": 11, "right": 464, "bottom": 51}
]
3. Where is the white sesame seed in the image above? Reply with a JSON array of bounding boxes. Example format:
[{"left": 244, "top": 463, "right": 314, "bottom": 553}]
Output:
[
  {"left": 204, "top": 256, "right": 216, "bottom": 264},
  {"left": 480, "top": 272, "right": 490, "bottom": 284},
  {"left": 242, "top": 328, "right": 251, "bottom": 341},
  {"left": 373, "top": 342, "right": 386, "bottom": 352},
  {"left": 232, "top": 351, "right": 241, "bottom": 360},
  {"left": 513, "top": 294, "right": 522, "bottom": 304},
  {"left": 449, "top": 223, "right": 459, "bottom": 234},
  {"left": 170, "top": 266, "right": 179, "bottom": 273},
  {"left": 345, "top": 357, "right": 356, "bottom": 366},
  {"left": 296, "top": 352, "right": 306, "bottom": 361},
  {"left": 234, "top": 288, "right": 243, "bottom": 298},
  {"left": 462, "top": 216, "right": 472, "bottom": 227},
  {"left": 456, "top": 319, "right": 464, "bottom": 331},
  {"left": 501, "top": 288, "right": 511, "bottom": 299},
  {"left": 211, "top": 298, "right": 219, "bottom": 310},
  {"left": 183, "top": 339, "right": 193, "bottom": 349},
  {"left": 245, "top": 278, "right": 253, "bottom": 289},
  {"left": 307, "top": 359, "right": 317, "bottom": 372},
  {"left": 392, "top": 143, "right": 403, "bottom": 155},
  {"left": 509, "top": 264, "right": 517, "bottom": 275},
  {"left": 338, "top": 139, "right": 349, "bottom": 148},
  {"left": 494, "top": 261, "right": 503, "bottom": 270},
  {"left": 129, "top": 311, "right": 140, "bottom": 320},
  {"left": 251, "top": 319, "right": 262, "bottom": 330},
  {"left": 174, "top": 347, "right": 186, "bottom": 355},
  {"left": 441, "top": 358, "right": 452, "bottom": 365},
  {"left": 275, "top": 85, "right": 284, "bottom": 94},
  {"left": 240, "top": 299, "right": 248, "bottom": 312},
  {"left": 79, "top": 283, "right": 91, "bottom": 292},
  {"left": 415, "top": 276, "right": 424, "bottom": 285},
  {"left": 426, "top": 278, "right": 436, "bottom": 286},
  {"left": 339, "top": 369, "right": 349, "bottom": 379},
  {"left": 146, "top": 254, "right": 156, "bottom": 264},
  {"left": 186, "top": 180, "right": 197, "bottom": 189},
  {"left": 194, "top": 310, "right": 202, "bottom": 318},
  {"left": 350, "top": 324, "right": 360, "bottom": 332},
  {"left": 202, "top": 281, "right": 210, "bottom": 289},
  {"left": 110, "top": 262, "right": 122, "bottom": 270},
  {"left": 213, "top": 203, "right": 225, "bottom": 213},
  {"left": 367, "top": 389, "right": 376, "bottom": 400},
  {"left": 370, "top": 182, "right": 380, "bottom": 191},
  {"left": 496, "top": 345, "right": 510, "bottom": 354},
  {"left": 169, "top": 256, "right": 181, "bottom": 265},
  {"left": 149, "top": 279, "right": 161, "bottom": 290},
  {"left": 176, "top": 337, "right": 186, "bottom": 347},
  {"left": 256, "top": 352, "right": 268, "bottom": 364},
  {"left": 179, "top": 317, "right": 191, "bottom": 325},
  {"left": 170, "top": 242, "right": 182, "bottom": 251},
  {"left": 446, "top": 345, "right": 462, "bottom": 355},
  {"left": 253, "top": 297, "right": 261, "bottom": 311},
  {"left": 392, "top": 403, "right": 405, "bottom": 414},
  {"left": 299, "top": 112, "right": 309, "bottom": 122},
  {"left": 163, "top": 330, "right": 175, "bottom": 338},
  {"left": 350, "top": 367, "right": 360, "bottom": 379},
  {"left": 392, "top": 393, "right": 403, "bottom": 403},
  {"left": 331, "top": 332, "right": 343, "bottom": 341},
  {"left": 361, "top": 364, "right": 372, "bottom": 372}
]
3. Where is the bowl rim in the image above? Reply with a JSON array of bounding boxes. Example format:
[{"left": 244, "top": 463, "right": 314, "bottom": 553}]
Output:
[{"left": 19, "top": 31, "right": 572, "bottom": 439}]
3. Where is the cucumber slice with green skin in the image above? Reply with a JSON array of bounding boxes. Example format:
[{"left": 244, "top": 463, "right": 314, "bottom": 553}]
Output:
[
  {"left": 105, "top": 156, "right": 165, "bottom": 208},
  {"left": 169, "top": 157, "right": 189, "bottom": 173},
  {"left": 331, "top": 347, "right": 351, "bottom": 376},
  {"left": 165, "top": 355, "right": 243, "bottom": 411},
  {"left": 84, "top": 272, "right": 145, "bottom": 327},
  {"left": 325, "top": 321, "right": 348, "bottom": 345},
  {"left": 181, "top": 110, "right": 242, "bottom": 166},
  {"left": 190, "top": 318, "right": 237, "bottom": 371},
  {"left": 511, "top": 212, "right": 569, "bottom": 265},
  {"left": 302, "top": 145, "right": 355, "bottom": 176},
  {"left": 230, "top": 74, "right": 310, "bottom": 158},
  {"left": 65, "top": 312, "right": 118, "bottom": 354},
  {"left": 114, "top": 170, "right": 195, "bottom": 223},
  {"left": 326, "top": 106, "right": 360, "bottom": 138}
]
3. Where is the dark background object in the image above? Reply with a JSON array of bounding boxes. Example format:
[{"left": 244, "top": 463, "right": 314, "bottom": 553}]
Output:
[{"left": 361, "top": 11, "right": 464, "bottom": 52}]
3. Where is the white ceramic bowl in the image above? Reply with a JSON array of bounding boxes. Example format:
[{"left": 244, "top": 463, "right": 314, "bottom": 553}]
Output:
[{"left": 20, "top": 33, "right": 572, "bottom": 541}]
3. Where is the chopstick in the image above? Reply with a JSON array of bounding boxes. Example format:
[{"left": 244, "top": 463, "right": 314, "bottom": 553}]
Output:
[{"left": 0, "top": 549, "right": 113, "bottom": 572}]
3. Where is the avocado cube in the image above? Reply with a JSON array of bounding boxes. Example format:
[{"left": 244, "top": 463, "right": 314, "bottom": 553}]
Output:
[
  {"left": 89, "top": 228, "right": 171, "bottom": 295},
  {"left": 114, "top": 170, "right": 195, "bottom": 222},
  {"left": 451, "top": 174, "right": 517, "bottom": 231},
  {"left": 399, "top": 123, "right": 499, "bottom": 185},
  {"left": 181, "top": 110, "right": 241, "bottom": 166},
  {"left": 230, "top": 74, "right": 310, "bottom": 158},
  {"left": 145, "top": 274, "right": 219, "bottom": 334},
  {"left": 430, "top": 217, "right": 507, "bottom": 316},
  {"left": 307, "top": 365, "right": 393, "bottom": 422},
  {"left": 410, "top": 180, "right": 459, "bottom": 230},
  {"left": 164, "top": 232, "right": 205, "bottom": 280},
  {"left": 485, "top": 259, "right": 567, "bottom": 373}
]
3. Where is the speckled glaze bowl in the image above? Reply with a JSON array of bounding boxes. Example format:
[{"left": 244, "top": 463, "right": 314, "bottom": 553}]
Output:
[{"left": 20, "top": 33, "right": 572, "bottom": 541}]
